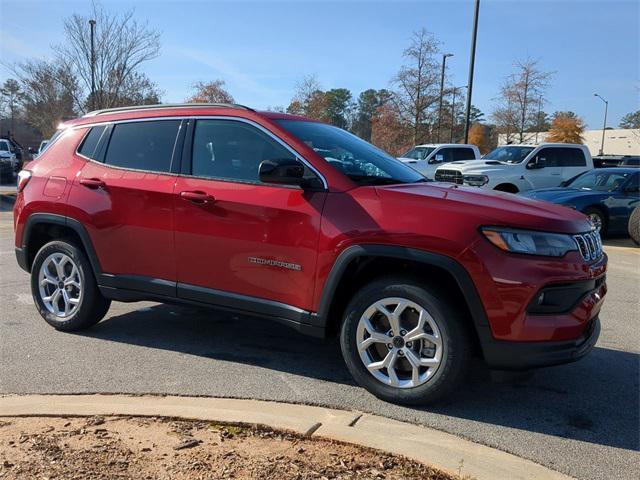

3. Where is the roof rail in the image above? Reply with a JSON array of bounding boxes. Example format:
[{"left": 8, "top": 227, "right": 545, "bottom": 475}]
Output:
[{"left": 83, "top": 103, "right": 254, "bottom": 117}]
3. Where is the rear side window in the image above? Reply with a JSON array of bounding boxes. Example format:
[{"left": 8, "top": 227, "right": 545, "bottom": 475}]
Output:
[
  {"left": 78, "top": 125, "right": 107, "bottom": 160},
  {"left": 536, "top": 148, "right": 561, "bottom": 167},
  {"left": 104, "top": 120, "right": 180, "bottom": 173},
  {"left": 564, "top": 148, "right": 587, "bottom": 167},
  {"left": 453, "top": 148, "right": 476, "bottom": 161}
]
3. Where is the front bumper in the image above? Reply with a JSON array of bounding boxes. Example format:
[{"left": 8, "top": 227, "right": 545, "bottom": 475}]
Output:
[{"left": 480, "top": 316, "right": 600, "bottom": 370}]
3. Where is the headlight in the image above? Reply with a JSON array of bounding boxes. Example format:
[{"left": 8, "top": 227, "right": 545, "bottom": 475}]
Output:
[
  {"left": 463, "top": 174, "right": 489, "bottom": 186},
  {"left": 481, "top": 227, "right": 577, "bottom": 257}
]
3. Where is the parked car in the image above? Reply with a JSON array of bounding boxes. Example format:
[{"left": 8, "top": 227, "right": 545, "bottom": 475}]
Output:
[
  {"left": 522, "top": 168, "right": 639, "bottom": 236},
  {"left": 434, "top": 143, "right": 593, "bottom": 193},
  {"left": 0, "top": 138, "right": 18, "bottom": 182},
  {"left": 398, "top": 144, "right": 480, "bottom": 179},
  {"left": 14, "top": 104, "right": 606, "bottom": 405}
]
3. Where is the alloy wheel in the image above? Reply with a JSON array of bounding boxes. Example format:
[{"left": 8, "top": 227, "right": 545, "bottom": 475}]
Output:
[
  {"left": 38, "top": 252, "right": 82, "bottom": 318},
  {"left": 356, "top": 297, "right": 444, "bottom": 388}
]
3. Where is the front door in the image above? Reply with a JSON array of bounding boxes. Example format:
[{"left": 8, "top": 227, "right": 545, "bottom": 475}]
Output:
[
  {"left": 173, "top": 118, "right": 326, "bottom": 311},
  {"left": 527, "top": 147, "right": 565, "bottom": 188}
]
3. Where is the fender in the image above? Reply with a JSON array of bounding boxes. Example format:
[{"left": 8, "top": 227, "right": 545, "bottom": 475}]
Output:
[
  {"left": 313, "top": 244, "right": 490, "bottom": 332},
  {"left": 18, "top": 213, "right": 103, "bottom": 277}
]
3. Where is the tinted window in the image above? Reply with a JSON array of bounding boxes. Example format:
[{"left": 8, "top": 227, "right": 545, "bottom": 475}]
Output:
[
  {"left": 104, "top": 120, "right": 180, "bottom": 172},
  {"left": 536, "top": 148, "right": 561, "bottom": 167},
  {"left": 569, "top": 170, "right": 635, "bottom": 192},
  {"left": 0, "top": 141, "right": 9, "bottom": 152},
  {"left": 560, "top": 148, "right": 586, "bottom": 167},
  {"left": 192, "top": 120, "right": 308, "bottom": 184},
  {"left": 78, "top": 126, "right": 106, "bottom": 160},
  {"left": 453, "top": 148, "right": 476, "bottom": 161},
  {"left": 434, "top": 148, "right": 455, "bottom": 163}
]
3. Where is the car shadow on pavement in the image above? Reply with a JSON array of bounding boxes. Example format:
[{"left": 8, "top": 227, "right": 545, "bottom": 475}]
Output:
[{"left": 82, "top": 303, "right": 639, "bottom": 453}]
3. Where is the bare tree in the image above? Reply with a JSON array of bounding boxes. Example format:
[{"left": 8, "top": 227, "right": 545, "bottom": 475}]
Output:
[
  {"left": 55, "top": 3, "right": 161, "bottom": 112},
  {"left": 186, "top": 80, "right": 234, "bottom": 103},
  {"left": 492, "top": 58, "right": 553, "bottom": 143},
  {"left": 0, "top": 79, "right": 23, "bottom": 133},
  {"left": 12, "top": 60, "right": 78, "bottom": 137},
  {"left": 391, "top": 29, "right": 441, "bottom": 144}
]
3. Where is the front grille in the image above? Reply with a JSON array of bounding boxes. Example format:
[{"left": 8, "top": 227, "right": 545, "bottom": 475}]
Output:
[
  {"left": 434, "top": 169, "right": 463, "bottom": 184},
  {"left": 573, "top": 230, "right": 603, "bottom": 261}
]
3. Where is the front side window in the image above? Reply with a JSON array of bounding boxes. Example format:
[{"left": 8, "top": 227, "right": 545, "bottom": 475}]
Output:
[
  {"left": 276, "top": 120, "right": 424, "bottom": 185},
  {"left": 400, "top": 146, "right": 435, "bottom": 160},
  {"left": 191, "top": 119, "right": 318, "bottom": 185},
  {"left": 536, "top": 148, "right": 560, "bottom": 167},
  {"left": 484, "top": 146, "right": 534, "bottom": 164},
  {"left": 104, "top": 120, "right": 180, "bottom": 173},
  {"left": 78, "top": 125, "right": 107, "bottom": 160}
]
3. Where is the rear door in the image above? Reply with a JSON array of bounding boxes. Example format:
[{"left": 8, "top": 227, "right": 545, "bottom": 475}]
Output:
[
  {"left": 69, "top": 119, "right": 183, "bottom": 291},
  {"left": 452, "top": 147, "right": 478, "bottom": 161},
  {"left": 173, "top": 117, "right": 326, "bottom": 311},
  {"left": 559, "top": 147, "right": 589, "bottom": 181}
]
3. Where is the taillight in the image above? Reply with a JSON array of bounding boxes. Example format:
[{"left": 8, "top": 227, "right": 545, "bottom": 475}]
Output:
[{"left": 17, "top": 170, "right": 32, "bottom": 192}]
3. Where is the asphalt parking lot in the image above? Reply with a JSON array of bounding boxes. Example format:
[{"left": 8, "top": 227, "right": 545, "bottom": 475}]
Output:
[{"left": 0, "top": 201, "right": 638, "bottom": 480}]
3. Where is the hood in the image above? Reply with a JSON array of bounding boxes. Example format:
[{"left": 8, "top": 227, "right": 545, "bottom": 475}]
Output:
[
  {"left": 374, "top": 182, "right": 591, "bottom": 234},
  {"left": 522, "top": 188, "right": 606, "bottom": 206},
  {"left": 437, "top": 159, "right": 516, "bottom": 174}
]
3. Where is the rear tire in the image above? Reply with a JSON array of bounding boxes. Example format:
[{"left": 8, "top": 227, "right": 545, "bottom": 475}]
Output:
[
  {"left": 340, "top": 277, "right": 471, "bottom": 405},
  {"left": 31, "top": 240, "right": 111, "bottom": 331},
  {"left": 629, "top": 207, "right": 640, "bottom": 246}
]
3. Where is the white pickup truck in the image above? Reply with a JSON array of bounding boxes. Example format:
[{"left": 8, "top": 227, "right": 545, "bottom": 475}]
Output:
[
  {"left": 398, "top": 143, "right": 480, "bottom": 179},
  {"left": 433, "top": 143, "right": 593, "bottom": 193}
]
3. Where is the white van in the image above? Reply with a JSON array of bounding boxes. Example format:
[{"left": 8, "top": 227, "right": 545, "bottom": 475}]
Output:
[
  {"left": 434, "top": 143, "right": 593, "bottom": 193},
  {"left": 398, "top": 144, "right": 480, "bottom": 179}
]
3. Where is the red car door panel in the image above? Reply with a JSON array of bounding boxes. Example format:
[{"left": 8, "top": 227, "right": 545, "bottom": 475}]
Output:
[{"left": 174, "top": 177, "right": 325, "bottom": 310}]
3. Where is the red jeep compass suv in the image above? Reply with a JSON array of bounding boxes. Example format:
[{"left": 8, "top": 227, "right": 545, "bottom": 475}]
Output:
[{"left": 13, "top": 104, "right": 606, "bottom": 404}]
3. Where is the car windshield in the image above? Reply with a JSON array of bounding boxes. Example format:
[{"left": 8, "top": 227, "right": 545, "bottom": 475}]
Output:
[
  {"left": 276, "top": 120, "right": 425, "bottom": 185},
  {"left": 484, "top": 146, "right": 534, "bottom": 164},
  {"left": 568, "top": 171, "right": 633, "bottom": 192},
  {"left": 400, "top": 146, "right": 435, "bottom": 160},
  {"left": 0, "top": 142, "right": 9, "bottom": 152}
]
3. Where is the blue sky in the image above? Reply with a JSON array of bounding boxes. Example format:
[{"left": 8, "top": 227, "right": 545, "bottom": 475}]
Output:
[{"left": 0, "top": 0, "right": 638, "bottom": 129}]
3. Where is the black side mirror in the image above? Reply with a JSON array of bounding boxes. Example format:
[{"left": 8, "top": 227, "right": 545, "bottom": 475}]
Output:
[{"left": 259, "top": 158, "right": 305, "bottom": 186}]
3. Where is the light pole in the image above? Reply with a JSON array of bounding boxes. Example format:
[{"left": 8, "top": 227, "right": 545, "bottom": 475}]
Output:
[
  {"left": 464, "top": 0, "right": 480, "bottom": 143},
  {"left": 450, "top": 85, "right": 467, "bottom": 142},
  {"left": 594, "top": 93, "right": 608, "bottom": 155},
  {"left": 534, "top": 95, "right": 543, "bottom": 144},
  {"left": 437, "top": 53, "right": 453, "bottom": 143},
  {"left": 89, "top": 19, "right": 96, "bottom": 111}
]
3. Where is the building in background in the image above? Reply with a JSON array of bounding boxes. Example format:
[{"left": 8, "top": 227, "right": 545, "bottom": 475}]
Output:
[{"left": 498, "top": 129, "right": 640, "bottom": 156}]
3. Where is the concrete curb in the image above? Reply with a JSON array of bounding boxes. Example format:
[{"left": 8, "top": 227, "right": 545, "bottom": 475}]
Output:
[{"left": 0, "top": 394, "right": 572, "bottom": 480}]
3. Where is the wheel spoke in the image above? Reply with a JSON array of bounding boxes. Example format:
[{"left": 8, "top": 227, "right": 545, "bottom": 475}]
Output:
[
  {"left": 52, "top": 257, "right": 66, "bottom": 280},
  {"left": 40, "top": 273, "right": 57, "bottom": 286},
  {"left": 358, "top": 317, "right": 390, "bottom": 351},
  {"left": 405, "top": 330, "right": 441, "bottom": 347},
  {"left": 42, "top": 289, "right": 59, "bottom": 303},
  {"left": 404, "top": 349, "right": 422, "bottom": 384},
  {"left": 367, "top": 350, "right": 397, "bottom": 372}
]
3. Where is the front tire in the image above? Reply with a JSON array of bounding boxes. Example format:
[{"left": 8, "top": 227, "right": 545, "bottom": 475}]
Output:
[
  {"left": 31, "top": 240, "right": 111, "bottom": 331},
  {"left": 584, "top": 207, "right": 607, "bottom": 237},
  {"left": 340, "top": 277, "right": 471, "bottom": 405}
]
